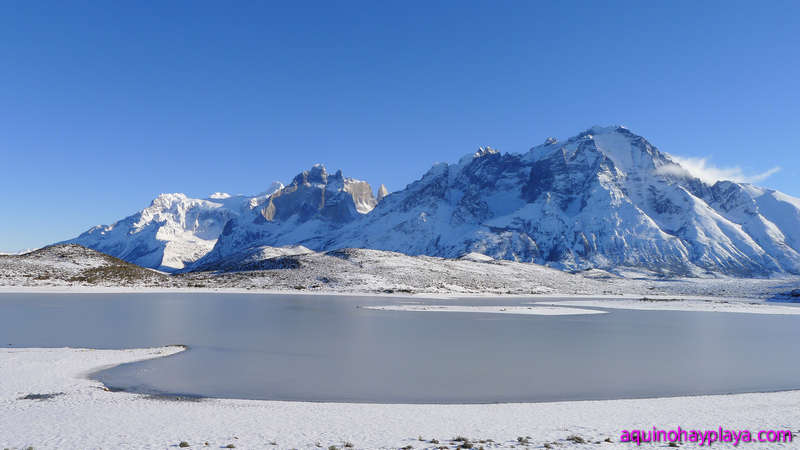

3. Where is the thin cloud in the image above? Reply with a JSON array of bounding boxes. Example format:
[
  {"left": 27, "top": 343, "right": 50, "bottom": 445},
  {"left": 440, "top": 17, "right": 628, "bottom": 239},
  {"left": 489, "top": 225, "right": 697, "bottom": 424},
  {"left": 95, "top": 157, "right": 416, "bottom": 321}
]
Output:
[{"left": 662, "top": 155, "right": 781, "bottom": 184}]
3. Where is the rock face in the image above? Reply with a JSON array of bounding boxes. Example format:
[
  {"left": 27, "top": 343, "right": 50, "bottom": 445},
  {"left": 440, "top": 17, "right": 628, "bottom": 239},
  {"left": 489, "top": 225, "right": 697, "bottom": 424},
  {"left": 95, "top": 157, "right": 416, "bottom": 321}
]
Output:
[
  {"left": 64, "top": 165, "right": 378, "bottom": 273},
  {"left": 188, "top": 165, "right": 378, "bottom": 270},
  {"left": 377, "top": 184, "right": 389, "bottom": 202},
  {"left": 327, "top": 126, "right": 800, "bottom": 276},
  {"left": 259, "top": 165, "right": 375, "bottom": 223},
  {"left": 63, "top": 126, "right": 800, "bottom": 276}
]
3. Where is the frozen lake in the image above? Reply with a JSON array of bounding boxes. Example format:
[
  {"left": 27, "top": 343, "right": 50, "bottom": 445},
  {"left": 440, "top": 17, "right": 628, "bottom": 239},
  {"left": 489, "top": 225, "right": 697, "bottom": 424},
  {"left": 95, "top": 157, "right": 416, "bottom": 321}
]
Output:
[{"left": 1, "top": 292, "right": 799, "bottom": 403}]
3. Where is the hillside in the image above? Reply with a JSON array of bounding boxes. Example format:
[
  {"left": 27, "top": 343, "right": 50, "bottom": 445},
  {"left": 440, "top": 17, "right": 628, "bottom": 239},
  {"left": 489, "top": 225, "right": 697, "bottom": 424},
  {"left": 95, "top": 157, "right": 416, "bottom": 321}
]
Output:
[
  {"left": 2, "top": 245, "right": 798, "bottom": 299},
  {"left": 0, "top": 244, "right": 168, "bottom": 287}
]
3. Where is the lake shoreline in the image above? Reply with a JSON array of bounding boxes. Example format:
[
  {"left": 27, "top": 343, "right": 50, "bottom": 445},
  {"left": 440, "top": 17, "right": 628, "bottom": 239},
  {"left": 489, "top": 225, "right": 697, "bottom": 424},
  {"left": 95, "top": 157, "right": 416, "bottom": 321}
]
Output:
[
  {"left": 0, "top": 283, "right": 791, "bottom": 304},
  {"left": 5, "top": 292, "right": 800, "bottom": 406},
  {"left": 2, "top": 345, "right": 799, "bottom": 449}
]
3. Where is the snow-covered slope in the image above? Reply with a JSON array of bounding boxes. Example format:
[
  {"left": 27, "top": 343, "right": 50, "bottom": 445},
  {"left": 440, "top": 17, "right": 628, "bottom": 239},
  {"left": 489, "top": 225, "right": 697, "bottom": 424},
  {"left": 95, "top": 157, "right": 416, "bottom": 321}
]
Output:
[
  {"left": 63, "top": 166, "right": 379, "bottom": 272},
  {"left": 206, "top": 126, "right": 800, "bottom": 276},
  {"left": 327, "top": 126, "right": 800, "bottom": 275},
  {"left": 62, "top": 126, "right": 800, "bottom": 276},
  {"left": 192, "top": 165, "right": 378, "bottom": 269},
  {"left": 0, "top": 244, "right": 166, "bottom": 286},
  {"left": 62, "top": 183, "right": 284, "bottom": 272},
  {"left": 4, "top": 244, "right": 800, "bottom": 299}
]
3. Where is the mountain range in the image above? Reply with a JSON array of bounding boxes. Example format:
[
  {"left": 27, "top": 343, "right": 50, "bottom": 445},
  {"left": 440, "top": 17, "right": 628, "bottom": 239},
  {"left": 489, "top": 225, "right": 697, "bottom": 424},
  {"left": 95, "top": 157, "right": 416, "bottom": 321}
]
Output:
[{"left": 64, "top": 126, "right": 800, "bottom": 277}]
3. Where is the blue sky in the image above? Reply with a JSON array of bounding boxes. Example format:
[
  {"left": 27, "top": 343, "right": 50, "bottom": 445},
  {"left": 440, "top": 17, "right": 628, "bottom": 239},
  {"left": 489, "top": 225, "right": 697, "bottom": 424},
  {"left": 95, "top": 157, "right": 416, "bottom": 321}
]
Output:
[{"left": 1, "top": 1, "right": 798, "bottom": 252}]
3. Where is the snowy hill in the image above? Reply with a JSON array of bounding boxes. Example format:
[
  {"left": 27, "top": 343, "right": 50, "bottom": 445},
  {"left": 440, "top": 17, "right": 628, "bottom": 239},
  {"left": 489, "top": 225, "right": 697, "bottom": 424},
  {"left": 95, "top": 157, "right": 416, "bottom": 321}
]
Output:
[
  {"left": 0, "top": 244, "right": 166, "bottom": 286},
  {"left": 62, "top": 126, "right": 800, "bottom": 277},
  {"left": 4, "top": 245, "right": 799, "bottom": 300}
]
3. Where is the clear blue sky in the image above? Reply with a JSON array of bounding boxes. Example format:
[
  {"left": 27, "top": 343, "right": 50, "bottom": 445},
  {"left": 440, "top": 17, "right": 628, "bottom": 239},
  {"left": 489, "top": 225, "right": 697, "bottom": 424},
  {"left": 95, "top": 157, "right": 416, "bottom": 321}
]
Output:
[{"left": 2, "top": 1, "right": 798, "bottom": 252}]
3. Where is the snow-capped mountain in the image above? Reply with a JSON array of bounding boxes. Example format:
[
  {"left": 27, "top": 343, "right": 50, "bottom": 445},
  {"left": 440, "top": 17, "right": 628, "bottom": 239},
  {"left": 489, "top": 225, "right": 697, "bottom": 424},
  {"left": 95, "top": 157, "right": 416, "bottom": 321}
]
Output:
[
  {"left": 321, "top": 126, "right": 800, "bottom": 275},
  {"left": 63, "top": 166, "right": 379, "bottom": 272},
  {"left": 63, "top": 126, "right": 800, "bottom": 276},
  {"left": 62, "top": 183, "right": 284, "bottom": 271},
  {"left": 192, "top": 164, "right": 378, "bottom": 270}
]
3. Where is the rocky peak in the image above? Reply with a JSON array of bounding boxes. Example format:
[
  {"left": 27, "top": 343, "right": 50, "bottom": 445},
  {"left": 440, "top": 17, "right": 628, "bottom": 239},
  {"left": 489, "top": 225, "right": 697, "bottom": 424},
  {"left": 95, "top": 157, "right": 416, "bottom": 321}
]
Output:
[
  {"left": 149, "top": 193, "right": 189, "bottom": 208},
  {"left": 63, "top": 125, "right": 800, "bottom": 277},
  {"left": 377, "top": 184, "right": 389, "bottom": 202},
  {"left": 260, "top": 166, "right": 376, "bottom": 223},
  {"left": 458, "top": 146, "right": 499, "bottom": 166},
  {"left": 291, "top": 164, "right": 329, "bottom": 186}
]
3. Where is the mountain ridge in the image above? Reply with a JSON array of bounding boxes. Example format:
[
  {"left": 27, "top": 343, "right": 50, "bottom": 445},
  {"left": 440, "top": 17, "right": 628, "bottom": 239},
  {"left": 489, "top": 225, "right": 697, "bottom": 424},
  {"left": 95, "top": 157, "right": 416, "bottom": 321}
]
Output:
[{"left": 63, "top": 126, "right": 800, "bottom": 277}]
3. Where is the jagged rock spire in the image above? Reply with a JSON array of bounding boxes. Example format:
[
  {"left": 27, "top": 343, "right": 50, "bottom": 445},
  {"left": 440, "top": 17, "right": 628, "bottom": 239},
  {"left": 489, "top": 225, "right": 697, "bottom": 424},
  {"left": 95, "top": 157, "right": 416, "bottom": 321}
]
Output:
[{"left": 377, "top": 184, "right": 389, "bottom": 202}]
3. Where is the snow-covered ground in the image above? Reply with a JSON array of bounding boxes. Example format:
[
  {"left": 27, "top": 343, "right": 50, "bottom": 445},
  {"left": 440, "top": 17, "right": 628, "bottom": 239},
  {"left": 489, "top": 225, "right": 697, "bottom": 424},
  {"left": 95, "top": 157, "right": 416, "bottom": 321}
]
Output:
[
  {"left": 4, "top": 247, "right": 800, "bottom": 448},
  {"left": 361, "top": 304, "right": 608, "bottom": 315},
  {"left": 533, "top": 298, "right": 800, "bottom": 315},
  {"left": 3, "top": 245, "right": 800, "bottom": 301},
  {"left": 1, "top": 346, "right": 799, "bottom": 449},
  {"left": 3, "top": 250, "right": 800, "bottom": 448}
]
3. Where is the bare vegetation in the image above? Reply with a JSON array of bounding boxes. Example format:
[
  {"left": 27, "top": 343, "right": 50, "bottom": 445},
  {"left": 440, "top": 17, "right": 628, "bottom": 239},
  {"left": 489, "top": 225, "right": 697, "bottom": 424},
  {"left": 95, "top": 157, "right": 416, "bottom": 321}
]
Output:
[
  {"left": 2, "top": 244, "right": 798, "bottom": 300},
  {"left": 18, "top": 392, "right": 64, "bottom": 401}
]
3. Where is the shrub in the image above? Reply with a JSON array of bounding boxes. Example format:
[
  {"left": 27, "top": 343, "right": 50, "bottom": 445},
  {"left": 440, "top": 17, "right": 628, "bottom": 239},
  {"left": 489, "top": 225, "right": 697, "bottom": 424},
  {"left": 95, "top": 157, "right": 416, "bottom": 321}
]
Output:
[
  {"left": 19, "top": 392, "right": 64, "bottom": 401},
  {"left": 566, "top": 435, "right": 586, "bottom": 444}
]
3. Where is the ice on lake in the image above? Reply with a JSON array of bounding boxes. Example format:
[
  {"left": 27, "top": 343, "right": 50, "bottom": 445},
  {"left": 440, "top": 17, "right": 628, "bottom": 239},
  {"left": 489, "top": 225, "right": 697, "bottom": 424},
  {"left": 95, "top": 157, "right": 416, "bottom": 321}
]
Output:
[{"left": 2, "top": 292, "right": 799, "bottom": 403}]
